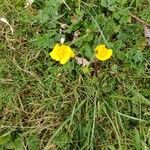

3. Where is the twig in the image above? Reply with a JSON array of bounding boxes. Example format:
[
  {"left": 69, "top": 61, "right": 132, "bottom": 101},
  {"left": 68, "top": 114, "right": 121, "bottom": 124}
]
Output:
[
  {"left": 61, "top": 0, "right": 71, "bottom": 10},
  {"left": 129, "top": 13, "right": 150, "bottom": 27}
]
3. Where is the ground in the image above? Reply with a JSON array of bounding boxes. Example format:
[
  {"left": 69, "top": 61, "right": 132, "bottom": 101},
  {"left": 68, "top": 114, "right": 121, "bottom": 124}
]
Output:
[{"left": 0, "top": 0, "right": 150, "bottom": 149}]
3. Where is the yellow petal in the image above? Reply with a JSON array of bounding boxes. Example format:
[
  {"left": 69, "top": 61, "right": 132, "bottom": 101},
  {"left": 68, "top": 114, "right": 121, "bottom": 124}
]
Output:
[
  {"left": 95, "top": 45, "right": 106, "bottom": 52},
  {"left": 70, "top": 50, "right": 75, "bottom": 58},
  {"left": 95, "top": 45, "right": 112, "bottom": 61},
  {"left": 68, "top": 47, "right": 75, "bottom": 58},
  {"left": 49, "top": 44, "right": 60, "bottom": 61},
  {"left": 97, "top": 49, "right": 112, "bottom": 61},
  {"left": 58, "top": 45, "right": 75, "bottom": 64},
  {"left": 60, "top": 55, "right": 70, "bottom": 64},
  {"left": 107, "top": 49, "right": 113, "bottom": 59}
]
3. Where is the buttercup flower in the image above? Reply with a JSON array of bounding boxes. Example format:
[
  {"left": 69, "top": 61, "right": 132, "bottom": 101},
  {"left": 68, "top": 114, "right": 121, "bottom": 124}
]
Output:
[
  {"left": 50, "top": 44, "right": 75, "bottom": 64},
  {"left": 95, "top": 45, "right": 112, "bottom": 61}
]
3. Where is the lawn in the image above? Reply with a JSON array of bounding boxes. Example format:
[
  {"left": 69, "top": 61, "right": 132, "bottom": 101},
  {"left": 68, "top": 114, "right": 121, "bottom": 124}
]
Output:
[{"left": 0, "top": 0, "right": 150, "bottom": 149}]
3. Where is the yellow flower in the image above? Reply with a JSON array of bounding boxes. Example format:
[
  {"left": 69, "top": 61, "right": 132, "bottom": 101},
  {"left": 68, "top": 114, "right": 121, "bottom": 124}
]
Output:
[
  {"left": 95, "top": 45, "right": 112, "bottom": 61},
  {"left": 50, "top": 44, "right": 75, "bottom": 64}
]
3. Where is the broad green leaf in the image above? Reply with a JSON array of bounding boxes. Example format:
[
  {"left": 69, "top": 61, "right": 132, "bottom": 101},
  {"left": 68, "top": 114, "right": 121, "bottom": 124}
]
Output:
[
  {"left": 27, "top": 136, "right": 40, "bottom": 150},
  {"left": 14, "top": 138, "right": 24, "bottom": 150},
  {"left": 4, "top": 140, "right": 15, "bottom": 149},
  {"left": 134, "top": 128, "right": 141, "bottom": 150},
  {"left": 0, "top": 133, "right": 11, "bottom": 145}
]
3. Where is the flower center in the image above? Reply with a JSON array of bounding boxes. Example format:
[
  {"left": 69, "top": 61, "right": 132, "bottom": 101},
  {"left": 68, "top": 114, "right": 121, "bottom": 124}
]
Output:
[
  {"left": 99, "top": 49, "right": 108, "bottom": 57},
  {"left": 58, "top": 46, "right": 68, "bottom": 58}
]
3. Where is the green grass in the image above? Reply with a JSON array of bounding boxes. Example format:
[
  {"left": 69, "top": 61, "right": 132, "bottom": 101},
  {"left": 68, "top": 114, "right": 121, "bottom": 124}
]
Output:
[{"left": 0, "top": 0, "right": 150, "bottom": 149}]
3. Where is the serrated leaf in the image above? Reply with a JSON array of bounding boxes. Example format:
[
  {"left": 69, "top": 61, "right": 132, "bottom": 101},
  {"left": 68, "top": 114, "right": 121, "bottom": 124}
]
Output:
[
  {"left": 116, "top": 0, "right": 127, "bottom": 4},
  {"left": 140, "top": 8, "right": 150, "bottom": 22},
  {"left": 38, "top": 10, "right": 49, "bottom": 24},
  {"left": 101, "top": 0, "right": 115, "bottom": 7},
  {"left": 81, "top": 44, "right": 93, "bottom": 59},
  {"left": 53, "top": 131, "right": 71, "bottom": 148},
  {"left": 133, "top": 51, "right": 143, "bottom": 63}
]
